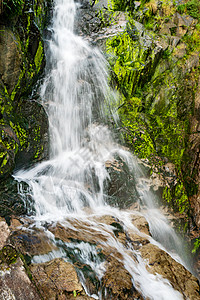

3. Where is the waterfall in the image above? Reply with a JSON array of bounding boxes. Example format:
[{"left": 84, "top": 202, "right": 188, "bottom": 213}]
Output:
[{"left": 14, "top": 0, "right": 193, "bottom": 299}]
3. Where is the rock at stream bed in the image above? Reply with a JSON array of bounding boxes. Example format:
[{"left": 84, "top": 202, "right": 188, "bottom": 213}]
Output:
[
  {"left": 30, "top": 258, "right": 91, "bottom": 300},
  {"left": 140, "top": 243, "right": 200, "bottom": 299}
]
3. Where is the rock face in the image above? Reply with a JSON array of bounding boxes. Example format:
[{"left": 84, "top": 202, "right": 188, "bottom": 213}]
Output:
[
  {"left": 105, "top": 157, "right": 139, "bottom": 208},
  {"left": 94, "top": 0, "right": 200, "bottom": 240},
  {"left": 0, "top": 0, "right": 51, "bottom": 219},
  {"left": 0, "top": 0, "right": 51, "bottom": 180}
]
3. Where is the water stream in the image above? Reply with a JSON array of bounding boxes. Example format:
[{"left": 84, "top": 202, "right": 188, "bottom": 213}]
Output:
[{"left": 14, "top": 0, "right": 193, "bottom": 299}]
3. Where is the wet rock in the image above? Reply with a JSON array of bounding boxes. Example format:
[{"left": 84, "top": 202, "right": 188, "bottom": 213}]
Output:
[
  {"left": 30, "top": 258, "right": 84, "bottom": 300},
  {"left": 140, "top": 243, "right": 200, "bottom": 299},
  {"left": 0, "top": 177, "right": 26, "bottom": 218},
  {"left": 15, "top": 99, "right": 49, "bottom": 167},
  {"left": 130, "top": 214, "right": 150, "bottom": 235},
  {"left": 9, "top": 228, "right": 56, "bottom": 256},
  {"left": 105, "top": 158, "right": 139, "bottom": 208},
  {"left": 102, "top": 257, "right": 143, "bottom": 299},
  {"left": 0, "top": 246, "right": 40, "bottom": 300},
  {"left": 48, "top": 220, "right": 108, "bottom": 244}
]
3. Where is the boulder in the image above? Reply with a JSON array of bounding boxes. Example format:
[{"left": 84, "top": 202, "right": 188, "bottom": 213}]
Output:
[
  {"left": 30, "top": 258, "right": 85, "bottom": 300},
  {"left": 140, "top": 243, "right": 200, "bottom": 299},
  {"left": 0, "top": 218, "right": 10, "bottom": 250},
  {"left": 0, "top": 246, "right": 40, "bottom": 300},
  {"left": 102, "top": 257, "right": 142, "bottom": 299},
  {"left": 9, "top": 228, "right": 56, "bottom": 256},
  {"left": 105, "top": 157, "right": 139, "bottom": 208}
]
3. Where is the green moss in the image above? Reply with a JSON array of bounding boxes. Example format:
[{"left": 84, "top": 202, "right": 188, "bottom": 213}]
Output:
[
  {"left": 163, "top": 180, "right": 189, "bottom": 214},
  {"left": 34, "top": 41, "right": 43, "bottom": 73},
  {"left": 0, "top": 246, "right": 18, "bottom": 265}
]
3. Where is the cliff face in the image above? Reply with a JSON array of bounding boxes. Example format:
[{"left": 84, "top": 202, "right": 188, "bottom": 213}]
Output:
[
  {"left": 0, "top": 0, "right": 52, "bottom": 178},
  {"left": 96, "top": 0, "right": 200, "bottom": 237}
]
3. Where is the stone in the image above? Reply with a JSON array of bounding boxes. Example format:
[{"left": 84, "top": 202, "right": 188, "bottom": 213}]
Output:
[
  {"left": 0, "top": 125, "right": 19, "bottom": 178},
  {"left": 15, "top": 99, "right": 49, "bottom": 168},
  {"left": 0, "top": 143, "right": 15, "bottom": 178},
  {"left": 140, "top": 243, "right": 200, "bottom": 299},
  {"left": 173, "top": 43, "right": 187, "bottom": 59},
  {"left": 102, "top": 257, "right": 143, "bottom": 299},
  {"left": 0, "top": 254, "right": 40, "bottom": 300},
  {"left": 0, "top": 218, "right": 10, "bottom": 250},
  {"left": 30, "top": 258, "right": 83, "bottom": 300},
  {"left": 130, "top": 214, "right": 150, "bottom": 235},
  {"left": 105, "top": 157, "right": 139, "bottom": 208},
  {"left": 9, "top": 228, "right": 56, "bottom": 256},
  {"left": 48, "top": 220, "right": 108, "bottom": 244},
  {"left": 0, "top": 26, "right": 21, "bottom": 94}
]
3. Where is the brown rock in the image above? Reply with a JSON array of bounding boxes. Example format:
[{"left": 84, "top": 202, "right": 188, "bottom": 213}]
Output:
[
  {"left": 30, "top": 258, "right": 83, "bottom": 300},
  {"left": 48, "top": 220, "right": 108, "bottom": 244},
  {"left": 130, "top": 214, "right": 150, "bottom": 235},
  {"left": 140, "top": 243, "right": 200, "bottom": 299},
  {"left": 0, "top": 257, "right": 40, "bottom": 300},
  {"left": 9, "top": 228, "right": 57, "bottom": 256},
  {"left": 102, "top": 257, "right": 143, "bottom": 299}
]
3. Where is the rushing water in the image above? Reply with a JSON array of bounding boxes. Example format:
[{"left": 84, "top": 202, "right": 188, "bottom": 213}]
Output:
[{"left": 14, "top": 0, "right": 192, "bottom": 299}]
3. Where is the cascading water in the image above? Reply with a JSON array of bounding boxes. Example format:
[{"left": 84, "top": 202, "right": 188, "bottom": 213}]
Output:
[{"left": 14, "top": 0, "right": 194, "bottom": 299}]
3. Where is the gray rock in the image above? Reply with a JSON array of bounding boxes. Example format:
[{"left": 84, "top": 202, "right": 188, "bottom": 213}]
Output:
[{"left": 0, "top": 256, "right": 40, "bottom": 300}]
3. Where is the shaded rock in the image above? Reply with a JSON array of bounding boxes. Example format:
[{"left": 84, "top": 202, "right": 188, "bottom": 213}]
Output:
[
  {"left": 0, "top": 125, "right": 19, "bottom": 178},
  {"left": 15, "top": 99, "right": 49, "bottom": 167},
  {"left": 105, "top": 157, "right": 139, "bottom": 208},
  {"left": 0, "top": 26, "right": 21, "bottom": 94},
  {"left": 0, "top": 143, "right": 15, "bottom": 178},
  {"left": 0, "top": 177, "right": 26, "bottom": 218},
  {"left": 184, "top": 75, "right": 200, "bottom": 228},
  {"left": 0, "top": 246, "right": 40, "bottom": 300},
  {"left": 140, "top": 243, "right": 200, "bottom": 299},
  {"left": 30, "top": 258, "right": 83, "bottom": 300}
]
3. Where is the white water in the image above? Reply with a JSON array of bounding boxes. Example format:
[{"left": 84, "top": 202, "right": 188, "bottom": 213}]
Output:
[{"left": 14, "top": 0, "right": 192, "bottom": 299}]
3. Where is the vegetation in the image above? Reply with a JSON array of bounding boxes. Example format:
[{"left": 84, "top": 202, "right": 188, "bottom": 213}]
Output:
[
  {"left": 177, "top": 0, "right": 200, "bottom": 20},
  {"left": 104, "top": 0, "right": 200, "bottom": 250},
  {"left": 2, "top": 0, "right": 25, "bottom": 15}
]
